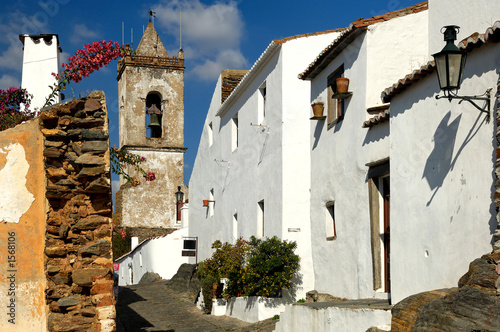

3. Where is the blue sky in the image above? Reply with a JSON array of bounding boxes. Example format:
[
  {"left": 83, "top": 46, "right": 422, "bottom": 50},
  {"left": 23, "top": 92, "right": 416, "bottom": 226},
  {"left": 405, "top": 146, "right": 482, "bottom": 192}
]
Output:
[{"left": 0, "top": 0, "right": 420, "bottom": 187}]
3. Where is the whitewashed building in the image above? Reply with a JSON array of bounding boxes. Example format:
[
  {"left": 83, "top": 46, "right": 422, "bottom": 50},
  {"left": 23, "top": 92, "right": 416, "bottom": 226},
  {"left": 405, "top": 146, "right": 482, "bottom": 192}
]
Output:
[
  {"left": 275, "top": 0, "right": 500, "bottom": 331},
  {"left": 300, "top": 1, "right": 429, "bottom": 303},
  {"left": 188, "top": 30, "right": 344, "bottom": 300},
  {"left": 116, "top": 225, "right": 193, "bottom": 286}
]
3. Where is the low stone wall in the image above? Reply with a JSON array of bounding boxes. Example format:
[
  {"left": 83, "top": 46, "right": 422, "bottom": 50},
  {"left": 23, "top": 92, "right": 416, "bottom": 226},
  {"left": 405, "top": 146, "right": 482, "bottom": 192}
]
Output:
[{"left": 41, "top": 92, "right": 115, "bottom": 332}]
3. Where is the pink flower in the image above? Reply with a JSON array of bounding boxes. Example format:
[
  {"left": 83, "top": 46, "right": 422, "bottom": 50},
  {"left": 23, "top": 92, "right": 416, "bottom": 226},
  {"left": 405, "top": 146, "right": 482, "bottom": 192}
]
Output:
[{"left": 144, "top": 171, "right": 156, "bottom": 181}]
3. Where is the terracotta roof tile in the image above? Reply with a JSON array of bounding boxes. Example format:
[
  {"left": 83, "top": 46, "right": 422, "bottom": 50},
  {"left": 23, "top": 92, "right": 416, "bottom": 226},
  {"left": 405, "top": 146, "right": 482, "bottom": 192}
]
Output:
[
  {"left": 362, "top": 108, "right": 390, "bottom": 128},
  {"left": 300, "top": 1, "right": 428, "bottom": 80},
  {"left": 220, "top": 69, "right": 248, "bottom": 104},
  {"left": 381, "top": 20, "right": 500, "bottom": 103}
]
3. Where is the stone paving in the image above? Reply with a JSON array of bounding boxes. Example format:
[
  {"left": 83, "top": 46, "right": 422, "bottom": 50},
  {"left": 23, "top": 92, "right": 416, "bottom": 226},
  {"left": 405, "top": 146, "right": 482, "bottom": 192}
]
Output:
[{"left": 116, "top": 280, "right": 278, "bottom": 332}]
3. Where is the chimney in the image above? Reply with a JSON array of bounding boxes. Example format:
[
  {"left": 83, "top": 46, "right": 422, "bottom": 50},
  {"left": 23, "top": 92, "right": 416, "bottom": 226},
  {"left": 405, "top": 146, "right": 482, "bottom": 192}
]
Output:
[{"left": 19, "top": 34, "right": 62, "bottom": 111}]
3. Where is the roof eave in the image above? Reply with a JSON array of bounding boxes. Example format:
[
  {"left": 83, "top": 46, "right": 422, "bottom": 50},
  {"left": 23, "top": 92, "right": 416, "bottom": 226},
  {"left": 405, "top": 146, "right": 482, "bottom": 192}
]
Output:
[
  {"left": 300, "top": 28, "right": 366, "bottom": 81},
  {"left": 216, "top": 42, "right": 281, "bottom": 117}
]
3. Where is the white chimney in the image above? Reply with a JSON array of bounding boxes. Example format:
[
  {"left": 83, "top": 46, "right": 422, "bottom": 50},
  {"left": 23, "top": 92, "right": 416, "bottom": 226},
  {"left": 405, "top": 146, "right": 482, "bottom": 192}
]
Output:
[{"left": 19, "top": 34, "right": 62, "bottom": 111}]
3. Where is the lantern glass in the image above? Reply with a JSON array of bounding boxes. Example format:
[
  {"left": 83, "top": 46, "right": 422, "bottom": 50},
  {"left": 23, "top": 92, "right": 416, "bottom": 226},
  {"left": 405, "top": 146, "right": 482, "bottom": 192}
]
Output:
[{"left": 175, "top": 186, "right": 184, "bottom": 203}]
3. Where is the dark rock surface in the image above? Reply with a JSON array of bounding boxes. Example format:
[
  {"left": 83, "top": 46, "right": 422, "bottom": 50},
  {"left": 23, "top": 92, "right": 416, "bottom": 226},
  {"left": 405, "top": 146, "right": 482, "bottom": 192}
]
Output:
[
  {"left": 391, "top": 251, "right": 500, "bottom": 331},
  {"left": 167, "top": 263, "right": 201, "bottom": 300},
  {"left": 138, "top": 272, "right": 161, "bottom": 284},
  {"left": 391, "top": 288, "right": 457, "bottom": 332}
]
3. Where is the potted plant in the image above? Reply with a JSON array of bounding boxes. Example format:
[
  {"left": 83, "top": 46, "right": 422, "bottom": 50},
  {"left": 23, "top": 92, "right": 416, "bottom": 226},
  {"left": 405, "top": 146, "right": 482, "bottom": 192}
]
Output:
[
  {"left": 336, "top": 77, "right": 349, "bottom": 93},
  {"left": 311, "top": 102, "right": 324, "bottom": 117},
  {"left": 203, "top": 199, "right": 209, "bottom": 207}
]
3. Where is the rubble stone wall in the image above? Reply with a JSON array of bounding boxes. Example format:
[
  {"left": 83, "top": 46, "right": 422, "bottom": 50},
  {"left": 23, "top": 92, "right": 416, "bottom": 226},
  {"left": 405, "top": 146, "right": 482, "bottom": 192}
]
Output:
[{"left": 41, "top": 91, "right": 115, "bottom": 332}]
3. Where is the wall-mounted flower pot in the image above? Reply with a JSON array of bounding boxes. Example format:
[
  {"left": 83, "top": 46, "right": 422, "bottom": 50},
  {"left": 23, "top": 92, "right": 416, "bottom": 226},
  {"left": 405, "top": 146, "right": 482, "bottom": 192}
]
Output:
[
  {"left": 336, "top": 77, "right": 350, "bottom": 93},
  {"left": 311, "top": 102, "right": 324, "bottom": 117},
  {"left": 203, "top": 200, "right": 209, "bottom": 207}
]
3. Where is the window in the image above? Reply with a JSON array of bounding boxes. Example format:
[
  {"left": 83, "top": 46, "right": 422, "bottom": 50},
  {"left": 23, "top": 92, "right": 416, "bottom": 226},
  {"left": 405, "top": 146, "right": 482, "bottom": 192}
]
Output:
[
  {"left": 257, "top": 200, "right": 264, "bottom": 238},
  {"left": 233, "top": 213, "right": 238, "bottom": 243},
  {"left": 182, "top": 238, "right": 197, "bottom": 257},
  {"left": 208, "top": 122, "right": 213, "bottom": 146},
  {"left": 367, "top": 160, "right": 390, "bottom": 292},
  {"left": 258, "top": 82, "right": 266, "bottom": 124},
  {"left": 232, "top": 114, "right": 239, "bottom": 151},
  {"left": 146, "top": 92, "right": 163, "bottom": 138},
  {"left": 327, "top": 65, "right": 345, "bottom": 129},
  {"left": 326, "top": 201, "right": 336, "bottom": 240},
  {"left": 209, "top": 188, "right": 215, "bottom": 217}
]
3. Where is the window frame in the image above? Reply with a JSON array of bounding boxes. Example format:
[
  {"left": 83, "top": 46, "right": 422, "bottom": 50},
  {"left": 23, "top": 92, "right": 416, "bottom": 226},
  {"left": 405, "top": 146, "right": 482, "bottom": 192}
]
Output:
[
  {"left": 325, "top": 201, "right": 337, "bottom": 241},
  {"left": 231, "top": 114, "right": 239, "bottom": 151},
  {"left": 257, "top": 200, "right": 264, "bottom": 238},
  {"left": 258, "top": 82, "right": 266, "bottom": 124},
  {"left": 327, "top": 65, "right": 345, "bottom": 129}
]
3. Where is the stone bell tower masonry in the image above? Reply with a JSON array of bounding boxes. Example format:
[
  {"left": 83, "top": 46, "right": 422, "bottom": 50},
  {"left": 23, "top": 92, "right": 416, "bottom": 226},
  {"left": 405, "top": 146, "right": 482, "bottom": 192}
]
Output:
[{"left": 116, "top": 22, "right": 186, "bottom": 235}]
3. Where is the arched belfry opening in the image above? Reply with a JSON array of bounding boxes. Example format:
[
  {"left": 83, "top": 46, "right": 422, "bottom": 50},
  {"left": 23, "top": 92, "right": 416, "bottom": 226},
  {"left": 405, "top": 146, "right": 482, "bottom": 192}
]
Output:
[{"left": 146, "top": 92, "right": 162, "bottom": 138}]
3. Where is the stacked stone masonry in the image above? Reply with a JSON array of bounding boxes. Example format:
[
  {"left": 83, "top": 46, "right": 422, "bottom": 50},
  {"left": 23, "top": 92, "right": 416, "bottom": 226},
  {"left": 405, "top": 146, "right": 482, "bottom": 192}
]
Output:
[{"left": 41, "top": 91, "right": 115, "bottom": 332}]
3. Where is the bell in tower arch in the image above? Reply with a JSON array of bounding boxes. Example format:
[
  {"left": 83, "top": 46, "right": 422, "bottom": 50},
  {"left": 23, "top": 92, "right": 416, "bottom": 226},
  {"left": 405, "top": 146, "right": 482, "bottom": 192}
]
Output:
[
  {"left": 146, "top": 91, "right": 163, "bottom": 138},
  {"left": 147, "top": 103, "right": 162, "bottom": 138}
]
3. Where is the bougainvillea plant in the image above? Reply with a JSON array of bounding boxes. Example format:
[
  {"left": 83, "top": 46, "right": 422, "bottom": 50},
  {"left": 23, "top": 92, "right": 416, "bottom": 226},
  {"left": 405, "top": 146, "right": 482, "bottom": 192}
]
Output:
[
  {"left": 44, "top": 40, "right": 132, "bottom": 108},
  {"left": 110, "top": 145, "right": 155, "bottom": 184},
  {"left": 0, "top": 87, "right": 35, "bottom": 131}
]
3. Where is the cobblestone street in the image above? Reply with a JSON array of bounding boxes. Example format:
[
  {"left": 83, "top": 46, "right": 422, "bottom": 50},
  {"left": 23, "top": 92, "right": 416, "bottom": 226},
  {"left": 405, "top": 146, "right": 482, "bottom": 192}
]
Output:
[{"left": 116, "top": 280, "right": 278, "bottom": 332}]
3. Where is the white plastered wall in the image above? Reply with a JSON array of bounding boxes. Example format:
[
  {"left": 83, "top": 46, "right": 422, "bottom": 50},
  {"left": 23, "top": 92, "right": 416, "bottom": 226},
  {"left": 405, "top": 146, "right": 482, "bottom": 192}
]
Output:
[
  {"left": 366, "top": 11, "right": 429, "bottom": 107},
  {"left": 428, "top": 0, "right": 500, "bottom": 55},
  {"left": 389, "top": 42, "right": 498, "bottom": 304}
]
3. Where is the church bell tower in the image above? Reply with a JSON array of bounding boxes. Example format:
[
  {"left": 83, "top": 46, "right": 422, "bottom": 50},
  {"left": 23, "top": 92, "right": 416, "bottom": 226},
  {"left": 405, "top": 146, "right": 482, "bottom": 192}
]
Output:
[{"left": 116, "top": 22, "right": 186, "bottom": 236}]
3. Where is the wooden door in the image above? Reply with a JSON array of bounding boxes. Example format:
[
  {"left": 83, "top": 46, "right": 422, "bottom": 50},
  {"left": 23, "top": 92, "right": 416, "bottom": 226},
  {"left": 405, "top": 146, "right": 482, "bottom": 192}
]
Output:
[{"left": 383, "top": 177, "right": 390, "bottom": 292}]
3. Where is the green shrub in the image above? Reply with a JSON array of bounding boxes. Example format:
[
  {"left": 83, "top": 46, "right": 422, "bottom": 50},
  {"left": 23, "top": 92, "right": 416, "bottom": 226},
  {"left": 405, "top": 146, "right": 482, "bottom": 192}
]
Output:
[
  {"left": 203, "top": 236, "right": 300, "bottom": 299},
  {"left": 201, "top": 275, "right": 218, "bottom": 314},
  {"left": 243, "top": 236, "right": 300, "bottom": 297}
]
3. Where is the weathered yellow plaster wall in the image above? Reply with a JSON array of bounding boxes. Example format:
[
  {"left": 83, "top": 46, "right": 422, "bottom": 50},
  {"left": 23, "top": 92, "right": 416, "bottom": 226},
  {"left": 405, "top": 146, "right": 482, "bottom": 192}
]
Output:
[{"left": 0, "top": 118, "right": 47, "bottom": 331}]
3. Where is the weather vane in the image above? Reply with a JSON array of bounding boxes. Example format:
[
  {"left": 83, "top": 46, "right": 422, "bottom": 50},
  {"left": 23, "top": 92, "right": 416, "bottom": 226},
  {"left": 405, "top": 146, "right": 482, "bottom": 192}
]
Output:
[{"left": 149, "top": 9, "right": 156, "bottom": 23}]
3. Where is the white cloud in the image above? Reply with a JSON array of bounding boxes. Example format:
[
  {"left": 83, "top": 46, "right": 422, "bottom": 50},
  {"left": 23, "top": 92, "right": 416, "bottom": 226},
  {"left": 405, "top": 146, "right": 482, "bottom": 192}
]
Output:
[
  {"left": 59, "top": 51, "right": 71, "bottom": 66},
  {"left": 70, "top": 23, "right": 100, "bottom": 45},
  {"left": 0, "top": 44, "right": 23, "bottom": 72},
  {"left": 0, "top": 10, "right": 51, "bottom": 75},
  {"left": 0, "top": 74, "right": 21, "bottom": 89},
  {"left": 192, "top": 49, "right": 247, "bottom": 81},
  {"left": 154, "top": 0, "right": 248, "bottom": 81},
  {"left": 0, "top": 11, "right": 50, "bottom": 45}
]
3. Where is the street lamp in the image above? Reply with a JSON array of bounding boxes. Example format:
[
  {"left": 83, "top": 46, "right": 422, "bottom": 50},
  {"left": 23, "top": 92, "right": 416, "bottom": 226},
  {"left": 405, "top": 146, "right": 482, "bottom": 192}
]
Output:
[
  {"left": 175, "top": 186, "right": 184, "bottom": 222},
  {"left": 433, "top": 25, "right": 491, "bottom": 120}
]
